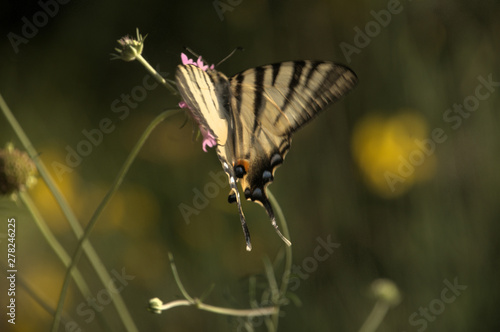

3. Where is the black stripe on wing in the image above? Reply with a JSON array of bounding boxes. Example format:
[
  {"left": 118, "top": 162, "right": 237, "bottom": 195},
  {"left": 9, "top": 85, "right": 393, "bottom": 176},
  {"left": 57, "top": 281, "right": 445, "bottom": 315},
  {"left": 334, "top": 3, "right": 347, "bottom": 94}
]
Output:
[
  {"left": 252, "top": 67, "right": 266, "bottom": 135},
  {"left": 280, "top": 61, "right": 305, "bottom": 115},
  {"left": 271, "top": 62, "right": 281, "bottom": 86},
  {"left": 175, "top": 65, "right": 217, "bottom": 134},
  {"left": 303, "top": 61, "right": 323, "bottom": 89},
  {"left": 304, "top": 63, "right": 357, "bottom": 118},
  {"left": 273, "top": 61, "right": 357, "bottom": 133}
]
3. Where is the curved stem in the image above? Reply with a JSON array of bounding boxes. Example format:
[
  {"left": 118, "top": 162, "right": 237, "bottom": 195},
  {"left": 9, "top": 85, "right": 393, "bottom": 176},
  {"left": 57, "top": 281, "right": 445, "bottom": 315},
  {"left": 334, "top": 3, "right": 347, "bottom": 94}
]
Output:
[
  {"left": 358, "top": 301, "right": 390, "bottom": 332},
  {"left": 19, "top": 192, "right": 116, "bottom": 327},
  {"left": 266, "top": 190, "right": 293, "bottom": 331},
  {"left": 51, "top": 109, "right": 180, "bottom": 332},
  {"left": 151, "top": 253, "right": 279, "bottom": 319},
  {"left": 19, "top": 193, "right": 89, "bottom": 293},
  {"left": 197, "top": 302, "right": 277, "bottom": 317},
  {"left": 168, "top": 252, "right": 194, "bottom": 302},
  {"left": 152, "top": 297, "right": 277, "bottom": 317}
]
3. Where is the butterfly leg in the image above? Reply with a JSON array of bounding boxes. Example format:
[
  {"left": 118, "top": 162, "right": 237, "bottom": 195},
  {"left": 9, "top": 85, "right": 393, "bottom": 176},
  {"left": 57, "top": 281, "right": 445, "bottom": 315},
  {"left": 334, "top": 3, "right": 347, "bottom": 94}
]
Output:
[{"left": 221, "top": 167, "right": 252, "bottom": 251}]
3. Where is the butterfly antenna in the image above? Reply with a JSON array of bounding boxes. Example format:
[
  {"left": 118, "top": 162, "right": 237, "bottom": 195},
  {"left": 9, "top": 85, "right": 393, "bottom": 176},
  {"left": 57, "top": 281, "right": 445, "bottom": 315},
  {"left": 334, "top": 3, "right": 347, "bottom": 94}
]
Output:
[
  {"left": 184, "top": 46, "right": 212, "bottom": 66},
  {"left": 183, "top": 46, "right": 200, "bottom": 58},
  {"left": 215, "top": 47, "right": 244, "bottom": 67}
]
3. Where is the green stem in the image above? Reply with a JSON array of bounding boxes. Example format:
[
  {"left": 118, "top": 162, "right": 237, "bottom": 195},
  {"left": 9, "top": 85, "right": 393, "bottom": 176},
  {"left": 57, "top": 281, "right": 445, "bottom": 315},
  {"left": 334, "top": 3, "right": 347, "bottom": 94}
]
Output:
[
  {"left": 267, "top": 190, "right": 293, "bottom": 331},
  {"left": 18, "top": 193, "right": 88, "bottom": 289},
  {"left": 0, "top": 95, "right": 83, "bottom": 239},
  {"left": 19, "top": 192, "right": 112, "bottom": 330},
  {"left": 153, "top": 298, "right": 277, "bottom": 316},
  {"left": 51, "top": 109, "right": 180, "bottom": 332},
  {"left": 0, "top": 93, "right": 138, "bottom": 332},
  {"left": 358, "top": 301, "right": 390, "bottom": 332},
  {"left": 135, "top": 53, "right": 178, "bottom": 95},
  {"left": 168, "top": 252, "right": 194, "bottom": 302},
  {"left": 150, "top": 253, "right": 278, "bottom": 318},
  {"left": 262, "top": 257, "right": 279, "bottom": 332},
  {"left": 197, "top": 302, "right": 277, "bottom": 316}
]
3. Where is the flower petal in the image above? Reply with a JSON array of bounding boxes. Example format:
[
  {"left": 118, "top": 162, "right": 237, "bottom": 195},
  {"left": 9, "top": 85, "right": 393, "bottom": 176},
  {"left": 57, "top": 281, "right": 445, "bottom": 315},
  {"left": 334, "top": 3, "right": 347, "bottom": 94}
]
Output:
[
  {"left": 199, "top": 126, "right": 217, "bottom": 152},
  {"left": 181, "top": 53, "right": 194, "bottom": 65}
]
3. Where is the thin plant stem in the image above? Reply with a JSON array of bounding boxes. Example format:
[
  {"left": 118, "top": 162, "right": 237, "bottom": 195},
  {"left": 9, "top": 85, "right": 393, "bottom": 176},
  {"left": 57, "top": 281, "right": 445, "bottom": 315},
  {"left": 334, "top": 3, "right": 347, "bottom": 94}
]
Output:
[
  {"left": 167, "top": 252, "right": 194, "bottom": 302},
  {"left": 19, "top": 193, "right": 89, "bottom": 289},
  {"left": 267, "top": 190, "right": 293, "bottom": 330},
  {"left": 0, "top": 93, "right": 137, "bottom": 331},
  {"left": 194, "top": 301, "right": 277, "bottom": 316},
  {"left": 135, "top": 53, "right": 178, "bottom": 95},
  {"left": 150, "top": 253, "right": 278, "bottom": 317},
  {"left": 358, "top": 300, "right": 390, "bottom": 332},
  {"left": 153, "top": 298, "right": 278, "bottom": 317},
  {"left": 151, "top": 194, "right": 291, "bottom": 329},
  {"left": 18, "top": 192, "right": 114, "bottom": 329},
  {"left": 0, "top": 94, "right": 83, "bottom": 238},
  {"left": 51, "top": 109, "right": 180, "bottom": 332},
  {"left": 262, "top": 257, "right": 279, "bottom": 332},
  {"left": 0, "top": 259, "right": 110, "bottom": 330}
]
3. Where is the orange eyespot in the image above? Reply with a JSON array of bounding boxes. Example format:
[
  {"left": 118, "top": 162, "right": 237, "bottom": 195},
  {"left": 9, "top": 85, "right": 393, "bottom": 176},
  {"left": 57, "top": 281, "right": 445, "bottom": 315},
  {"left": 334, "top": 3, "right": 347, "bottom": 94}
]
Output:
[
  {"left": 234, "top": 159, "right": 250, "bottom": 178},
  {"left": 235, "top": 159, "right": 250, "bottom": 171}
]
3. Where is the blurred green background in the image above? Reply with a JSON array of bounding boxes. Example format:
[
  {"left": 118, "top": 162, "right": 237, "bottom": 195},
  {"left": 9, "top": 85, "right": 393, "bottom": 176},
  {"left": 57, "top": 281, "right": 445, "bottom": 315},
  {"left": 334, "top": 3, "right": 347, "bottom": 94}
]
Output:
[{"left": 1, "top": 0, "right": 499, "bottom": 331}]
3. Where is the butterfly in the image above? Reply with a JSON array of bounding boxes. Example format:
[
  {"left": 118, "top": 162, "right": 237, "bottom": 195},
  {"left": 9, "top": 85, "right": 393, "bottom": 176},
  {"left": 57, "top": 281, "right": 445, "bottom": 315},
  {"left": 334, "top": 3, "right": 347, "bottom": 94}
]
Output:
[{"left": 175, "top": 56, "right": 357, "bottom": 251}]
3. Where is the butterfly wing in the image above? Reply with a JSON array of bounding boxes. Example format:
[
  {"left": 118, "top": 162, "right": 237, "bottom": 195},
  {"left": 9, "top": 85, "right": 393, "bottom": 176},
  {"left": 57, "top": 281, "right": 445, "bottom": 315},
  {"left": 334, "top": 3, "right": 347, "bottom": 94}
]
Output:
[
  {"left": 176, "top": 64, "right": 253, "bottom": 250},
  {"left": 228, "top": 61, "right": 357, "bottom": 234},
  {"left": 175, "top": 61, "right": 357, "bottom": 250},
  {"left": 175, "top": 64, "right": 231, "bottom": 145}
]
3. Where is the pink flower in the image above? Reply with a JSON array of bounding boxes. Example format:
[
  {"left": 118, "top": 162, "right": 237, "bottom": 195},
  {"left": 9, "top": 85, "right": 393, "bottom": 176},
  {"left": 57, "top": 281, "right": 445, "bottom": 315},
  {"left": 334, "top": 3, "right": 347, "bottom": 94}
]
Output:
[
  {"left": 198, "top": 126, "right": 217, "bottom": 152},
  {"left": 178, "top": 53, "right": 217, "bottom": 152},
  {"left": 179, "top": 100, "right": 217, "bottom": 152},
  {"left": 180, "top": 53, "right": 194, "bottom": 66},
  {"left": 180, "top": 53, "right": 215, "bottom": 70}
]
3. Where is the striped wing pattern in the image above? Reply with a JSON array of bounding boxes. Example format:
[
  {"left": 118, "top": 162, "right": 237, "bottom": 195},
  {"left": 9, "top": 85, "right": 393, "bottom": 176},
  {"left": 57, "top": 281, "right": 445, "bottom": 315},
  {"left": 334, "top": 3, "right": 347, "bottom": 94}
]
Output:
[
  {"left": 175, "top": 65, "right": 232, "bottom": 146},
  {"left": 175, "top": 60, "right": 357, "bottom": 250},
  {"left": 176, "top": 65, "right": 253, "bottom": 249}
]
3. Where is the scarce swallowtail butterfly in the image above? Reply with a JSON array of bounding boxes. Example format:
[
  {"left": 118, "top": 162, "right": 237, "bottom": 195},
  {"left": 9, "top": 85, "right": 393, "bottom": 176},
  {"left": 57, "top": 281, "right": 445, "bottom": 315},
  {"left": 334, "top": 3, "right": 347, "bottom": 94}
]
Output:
[{"left": 175, "top": 54, "right": 357, "bottom": 251}]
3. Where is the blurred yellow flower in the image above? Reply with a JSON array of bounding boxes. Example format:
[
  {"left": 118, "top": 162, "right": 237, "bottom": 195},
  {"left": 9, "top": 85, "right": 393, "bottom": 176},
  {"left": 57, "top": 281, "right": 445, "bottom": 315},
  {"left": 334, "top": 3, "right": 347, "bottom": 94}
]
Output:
[
  {"left": 352, "top": 111, "right": 437, "bottom": 198},
  {"left": 30, "top": 146, "right": 160, "bottom": 234}
]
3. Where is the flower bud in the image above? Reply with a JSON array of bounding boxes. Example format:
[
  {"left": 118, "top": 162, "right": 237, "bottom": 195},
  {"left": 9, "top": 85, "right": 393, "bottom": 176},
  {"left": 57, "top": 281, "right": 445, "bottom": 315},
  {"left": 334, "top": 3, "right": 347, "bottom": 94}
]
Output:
[
  {"left": 370, "top": 278, "right": 401, "bottom": 307},
  {"left": 0, "top": 144, "right": 37, "bottom": 195}
]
